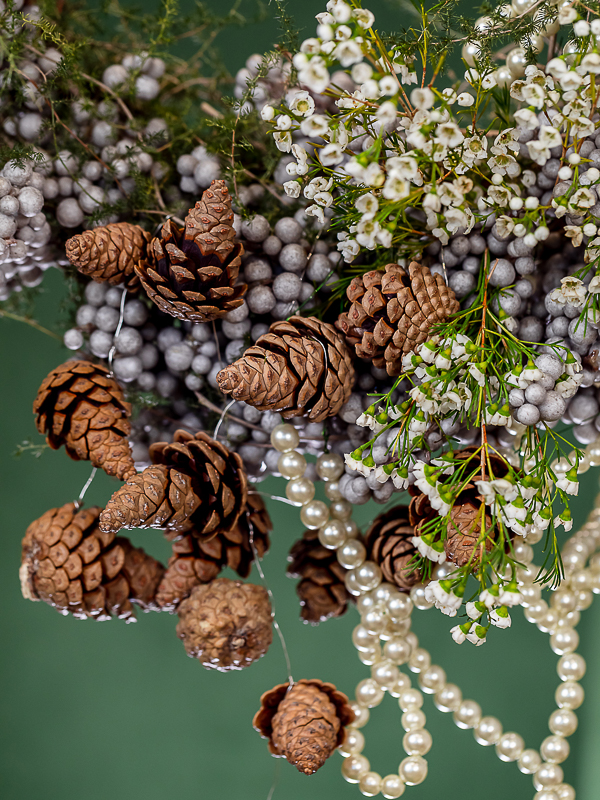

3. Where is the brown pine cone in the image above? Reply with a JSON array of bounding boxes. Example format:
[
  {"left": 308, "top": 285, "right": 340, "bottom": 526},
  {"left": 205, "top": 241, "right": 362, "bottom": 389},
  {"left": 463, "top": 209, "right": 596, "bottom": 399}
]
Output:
[
  {"left": 99, "top": 429, "right": 248, "bottom": 538},
  {"left": 65, "top": 222, "right": 150, "bottom": 289},
  {"left": 287, "top": 529, "right": 350, "bottom": 624},
  {"left": 365, "top": 506, "right": 421, "bottom": 591},
  {"left": 409, "top": 448, "right": 508, "bottom": 568},
  {"left": 336, "top": 261, "right": 459, "bottom": 376},
  {"left": 33, "top": 359, "right": 135, "bottom": 481},
  {"left": 20, "top": 502, "right": 164, "bottom": 620},
  {"left": 176, "top": 577, "right": 272, "bottom": 670},
  {"left": 253, "top": 679, "right": 354, "bottom": 774},
  {"left": 135, "top": 180, "right": 246, "bottom": 322},
  {"left": 216, "top": 315, "right": 355, "bottom": 422},
  {"left": 155, "top": 494, "right": 272, "bottom": 611}
]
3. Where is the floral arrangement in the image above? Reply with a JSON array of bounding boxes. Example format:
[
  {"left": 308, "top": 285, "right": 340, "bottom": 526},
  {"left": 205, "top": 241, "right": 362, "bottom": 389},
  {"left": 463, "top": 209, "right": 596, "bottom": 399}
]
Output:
[{"left": 5, "top": 0, "right": 600, "bottom": 797}]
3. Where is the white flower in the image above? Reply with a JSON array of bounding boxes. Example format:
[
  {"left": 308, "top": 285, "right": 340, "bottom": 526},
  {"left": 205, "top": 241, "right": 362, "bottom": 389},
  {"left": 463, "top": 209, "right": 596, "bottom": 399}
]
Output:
[
  {"left": 298, "top": 59, "right": 330, "bottom": 93},
  {"left": 387, "top": 155, "right": 419, "bottom": 181},
  {"left": 261, "top": 105, "right": 275, "bottom": 121},
  {"left": 498, "top": 583, "right": 523, "bottom": 607},
  {"left": 538, "top": 126, "right": 562, "bottom": 149},
  {"left": 466, "top": 601, "right": 484, "bottom": 620},
  {"left": 479, "top": 587, "right": 501, "bottom": 609},
  {"left": 435, "top": 121, "right": 464, "bottom": 148},
  {"left": 320, "top": 143, "right": 345, "bottom": 165},
  {"left": 382, "top": 174, "right": 410, "bottom": 201},
  {"left": 410, "top": 87, "right": 434, "bottom": 109},
  {"left": 376, "top": 100, "right": 397, "bottom": 125},
  {"left": 522, "top": 83, "right": 546, "bottom": 108},
  {"left": 300, "top": 113, "right": 330, "bottom": 137},
  {"left": 546, "top": 58, "right": 567, "bottom": 78},
  {"left": 526, "top": 140, "right": 551, "bottom": 166},
  {"left": 490, "top": 608, "right": 511, "bottom": 628},
  {"left": 574, "top": 19, "right": 590, "bottom": 37},
  {"left": 283, "top": 180, "right": 301, "bottom": 198},
  {"left": 466, "top": 624, "right": 487, "bottom": 646},
  {"left": 314, "top": 190, "right": 333, "bottom": 207},
  {"left": 276, "top": 114, "right": 292, "bottom": 131},
  {"left": 273, "top": 131, "right": 292, "bottom": 152},
  {"left": 513, "top": 108, "right": 539, "bottom": 130},
  {"left": 305, "top": 204, "right": 325, "bottom": 224},
  {"left": 556, "top": 469, "right": 579, "bottom": 495},
  {"left": 335, "top": 39, "right": 364, "bottom": 67},
  {"left": 411, "top": 534, "right": 446, "bottom": 563},
  {"left": 355, "top": 192, "right": 379, "bottom": 219},
  {"left": 353, "top": 7, "right": 375, "bottom": 28},
  {"left": 352, "top": 62, "right": 373, "bottom": 83},
  {"left": 451, "top": 624, "right": 468, "bottom": 644},
  {"left": 589, "top": 276, "right": 600, "bottom": 294},
  {"left": 457, "top": 92, "right": 474, "bottom": 107},
  {"left": 558, "top": 5, "right": 577, "bottom": 24},
  {"left": 424, "top": 580, "right": 463, "bottom": 617},
  {"left": 391, "top": 468, "right": 410, "bottom": 490},
  {"left": 327, "top": 0, "right": 352, "bottom": 23},
  {"left": 379, "top": 75, "right": 398, "bottom": 95},
  {"left": 287, "top": 90, "right": 315, "bottom": 117}
]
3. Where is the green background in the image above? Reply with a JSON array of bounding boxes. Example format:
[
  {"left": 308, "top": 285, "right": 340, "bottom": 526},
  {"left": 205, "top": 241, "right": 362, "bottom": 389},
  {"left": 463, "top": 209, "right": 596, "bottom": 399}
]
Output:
[{"left": 2, "top": 2, "right": 600, "bottom": 798}]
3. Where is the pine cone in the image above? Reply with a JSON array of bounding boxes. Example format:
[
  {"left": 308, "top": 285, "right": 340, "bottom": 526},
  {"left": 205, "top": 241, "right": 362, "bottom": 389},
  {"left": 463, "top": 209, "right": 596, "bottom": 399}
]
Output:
[
  {"left": 336, "top": 262, "right": 459, "bottom": 376},
  {"left": 156, "top": 494, "right": 272, "bottom": 611},
  {"left": 65, "top": 222, "right": 150, "bottom": 289},
  {"left": 135, "top": 180, "right": 246, "bottom": 322},
  {"left": 99, "top": 430, "right": 248, "bottom": 538},
  {"left": 176, "top": 577, "right": 272, "bottom": 670},
  {"left": 409, "top": 448, "right": 508, "bottom": 568},
  {"left": 216, "top": 315, "right": 355, "bottom": 422},
  {"left": 20, "top": 502, "right": 164, "bottom": 620},
  {"left": 33, "top": 359, "right": 135, "bottom": 481},
  {"left": 365, "top": 506, "right": 421, "bottom": 591},
  {"left": 287, "top": 529, "right": 350, "bottom": 624},
  {"left": 253, "top": 679, "right": 354, "bottom": 774}
]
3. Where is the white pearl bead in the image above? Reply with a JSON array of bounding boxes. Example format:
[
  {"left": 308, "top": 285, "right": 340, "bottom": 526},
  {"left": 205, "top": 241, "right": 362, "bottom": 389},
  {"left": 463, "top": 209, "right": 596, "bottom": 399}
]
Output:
[
  {"left": 557, "top": 653, "right": 586, "bottom": 682},
  {"left": 387, "top": 593, "right": 413, "bottom": 621},
  {"left": 398, "top": 755, "right": 428, "bottom": 786},
  {"left": 285, "top": 477, "right": 315, "bottom": 505},
  {"left": 575, "top": 589, "right": 593, "bottom": 610},
  {"left": 418, "top": 665, "right": 446, "bottom": 694},
  {"left": 533, "top": 792, "right": 559, "bottom": 800},
  {"left": 461, "top": 41, "right": 481, "bottom": 66},
  {"left": 454, "top": 700, "right": 482, "bottom": 730},
  {"left": 363, "top": 608, "right": 387, "bottom": 635},
  {"left": 550, "top": 628, "right": 579, "bottom": 655},
  {"left": 338, "top": 539, "right": 367, "bottom": 569},
  {"left": 403, "top": 728, "right": 432, "bottom": 756},
  {"left": 398, "top": 688, "right": 423, "bottom": 712},
  {"left": 401, "top": 709, "right": 426, "bottom": 731},
  {"left": 520, "top": 584, "right": 542, "bottom": 606},
  {"left": 388, "top": 673, "right": 411, "bottom": 698},
  {"left": 342, "top": 754, "right": 370, "bottom": 783},
  {"left": 410, "top": 584, "right": 433, "bottom": 610},
  {"left": 359, "top": 771, "right": 383, "bottom": 797},
  {"left": 371, "top": 659, "right": 400, "bottom": 690},
  {"left": 540, "top": 735, "right": 570, "bottom": 764},
  {"left": 506, "top": 47, "right": 527, "bottom": 77},
  {"left": 408, "top": 648, "right": 431, "bottom": 674},
  {"left": 533, "top": 763, "right": 564, "bottom": 789},
  {"left": 358, "top": 646, "right": 383, "bottom": 667},
  {"left": 555, "top": 784, "right": 576, "bottom": 800},
  {"left": 513, "top": 542, "right": 534, "bottom": 563},
  {"left": 318, "top": 519, "right": 347, "bottom": 550},
  {"left": 349, "top": 702, "right": 370, "bottom": 729},
  {"left": 474, "top": 716, "right": 503, "bottom": 746},
  {"left": 338, "top": 727, "right": 365, "bottom": 757},
  {"left": 381, "top": 774, "right": 405, "bottom": 798},
  {"left": 555, "top": 681, "right": 584, "bottom": 709},
  {"left": 518, "top": 749, "right": 542, "bottom": 774},
  {"left": 569, "top": 569, "right": 592, "bottom": 592},
  {"left": 525, "top": 600, "right": 549, "bottom": 624},
  {"left": 538, "top": 609, "right": 560, "bottom": 634},
  {"left": 495, "top": 732, "right": 525, "bottom": 762},
  {"left": 330, "top": 498, "right": 352, "bottom": 521},
  {"left": 512, "top": 0, "right": 535, "bottom": 13},
  {"left": 300, "top": 499, "right": 329, "bottom": 529},
  {"left": 270, "top": 423, "right": 299, "bottom": 452},
  {"left": 549, "top": 709, "right": 578, "bottom": 737},
  {"left": 352, "top": 625, "right": 380, "bottom": 652},
  {"left": 383, "top": 637, "right": 412, "bottom": 665},
  {"left": 525, "top": 525, "right": 544, "bottom": 545},
  {"left": 277, "top": 450, "right": 306, "bottom": 479},
  {"left": 324, "top": 480, "right": 343, "bottom": 501},
  {"left": 434, "top": 683, "right": 462, "bottom": 713},
  {"left": 316, "top": 452, "right": 344, "bottom": 481},
  {"left": 356, "top": 594, "right": 378, "bottom": 615},
  {"left": 346, "top": 570, "right": 363, "bottom": 597},
  {"left": 386, "top": 618, "right": 411, "bottom": 638},
  {"left": 356, "top": 678, "right": 385, "bottom": 708},
  {"left": 495, "top": 65, "right": 513, "bottom": 88},
  {"left": 550, "top": 590, "right": 577, "bottom": 614},
  {"left": 557, "top": 611, "right": 580, "bottom": 630},
  {"left": 355, "top": 561, "right": 383, "bottom": 592},
  {"left": 344, "top": 519, "right": 359, "bottom": 539},
  {"left": 405, "top": 631, "right": 419, "bottom": 650}
]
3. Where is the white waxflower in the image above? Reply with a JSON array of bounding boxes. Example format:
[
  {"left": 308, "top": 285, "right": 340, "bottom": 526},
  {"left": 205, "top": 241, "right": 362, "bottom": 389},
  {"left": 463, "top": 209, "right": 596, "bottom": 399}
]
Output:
[
  {"left": 353, "top": 7, "right": 375, "bottom": 27},
  {"left": 298, "top": 60, "right": 330, "bottom": 93},
  {"left": 521, "top": 83, "right": 546, "bottom": 108},
  {"left": 551, "top": 276, "right": 586, "bottom": 306},
  {"left": 498, "top": 583, "right": 523, "bottom": 607},
  {"left": 490, "top": 608, "right": 511, "bottom": 629},
  {"left": 304, "top": 176, "right": 333, "bottom": 199},
  {"left": 556, "top": 468, "right": 579, "bottom": 495},
  {"left": 423, "top": 192, "right": 441, "bottom": 212},
  {"left": 287, "top": 90, "right": 315, "bottom": 117},
  {"left": 481, "top": 72, "right": 497, "bottom": 89},
  {"left": 328, "top": 0, "right": 352, "bottom": 22},
  {"left": 435, "top": 121, "right": 464, "bottom": 147},
  {"left": 412, "top": 534, "right": 446, "bottom": 563},
  {"left": 558, "top": 5, "right": 577, "bottom": 24},
  {"left": 424, "top": 580, "right": 463, "bottom": 617},
  {"left": 574, "top": 19, "right": 590, "bottom": 36},
  {"left": 313, "top": 191, "right": 333, "bottom": 208},
  {"left": 315, "top": 11, "right": 335, "bottom": 24},
  {"left": 305, "top": 204, "right": 325, "bottom": 224},
  {"left": 513, "top": 108, "right": 539, "bottom": 130},
  {"left": 564, "top": 226, "right": 583, "bottom": 248},
  {"left": 466, "top": 624, "right": 487, "bottom": 646},
  {"left": 445, "top": 207, "right": 470, "bottom": 234},
  {"left": 376, "top": 100, "right": 397, "bottom": 125},
  {"left": 300, "top": 38, "right": 321, "bottom": 54},
  {"left": 300, "top": 113, "right": 330, "bottom": 137},
  {"left": 334, "top": 24, "right": 352, "bottom": 40},
  {"left": 526, "top": 140, "right": 551, "bottom": 166},
  {"left": 352, "top": 62, "right": 373, "bottom": 83},
  {"left": 335, "top": 39, "right": 364, "bottom": 67},
  {"left": 546, "top": 58, "right": 567, "bottom": 77},
  {"left": 382, "top": 174, "right": 410, "bottom": 201},
  {"left": 379, "top": 75, "right": 398, "bottom": 95},
  {"left": 283, "top": 180, "right": 301, "bottom": 198},
  {"left": 275, "top": 114, "right": 292, "bottom": 130},
  {"left": 355, "top": 192, "right": 379, "bottom": 219},
  {"left": 588, "top": 276, "right": 600, "bottom": 293},
  {"left": 387, "top": 155, "right": 419, "bottom": 181},
  {"left": 391, "top": 468, "right": 410, "bottom": 490},
  {"left": 273, "top": 131, "right": 292, "bottom": 152},
  {"left": 581, "top": 53, "right": 600, "bottom": 73},
  {"left": 538, "top": 126, "right": 562, "bottom": 148},
  {"left": 320, "top": 142, "right": 345, "bottom": 165},
  {"left": 451, "top": 625, "right": 468, "bottom": 644},
  {"left": 457, "top": 92, "right": 474, "bottom": 107},
  {"left": 410, "top": 87, "right": 434, "bottom": 109},
  {"left": 261, "top": 105, "right": 275, "bottom": 121},
  {"left": 338, "top": 236, "right": 360, "bottom": 262},
  {"left": 572, "top": 116, "right": 596, "bottom": 138},
  {"left": 466, "top": 602, "right": 484, "bottom": 620}
]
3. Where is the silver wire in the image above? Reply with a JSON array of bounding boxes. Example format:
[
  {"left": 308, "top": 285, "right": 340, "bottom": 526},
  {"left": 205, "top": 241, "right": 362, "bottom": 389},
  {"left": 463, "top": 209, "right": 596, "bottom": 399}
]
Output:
[
  {"left": 213, "top": 398, "right": 236, "bottom": 439},
  {"left": 107, "top": 286, "right": 128, "bottom": 375},
  {"left": 74, "top": 466, "right": 97, "bottom": 509}
]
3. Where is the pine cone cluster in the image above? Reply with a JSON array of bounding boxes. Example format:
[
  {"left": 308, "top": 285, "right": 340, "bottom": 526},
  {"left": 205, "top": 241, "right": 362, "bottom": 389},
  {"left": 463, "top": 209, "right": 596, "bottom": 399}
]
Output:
[
  {"left": 100, "top": 429, "right": 248, "bottom": 538},
  {"left": 365, "top": 506, "right": 421, "bottom": 591},
  {"left": 33, "top": 359, "right": 135, "bottom": 481},
  {"left": 217, "top": 315, "right": 355, "bottom": 422},
  {"left": 287, "top": 529, "right": 350, "bottom": 624},
  {"left": 65, "top": 222, "right": 150, "bottom": 289},
  {"left": 253, "top": 679, "right": 354, "bottom": 774},
  {"left": 20, "top": 503, "right": 164, "bottom": 620},
  {"left": 156, "top": 494, "right": 272, "bottom": 611},
  {"left": 336, "top": 262, "right": 459, "bottom": 376},
  {"left": 409, "top": 448, "right": 509, "bottom": 568},
  {"left": 135, "top": 180, "right": 246, "bottom": 322},
  {"left": 176, "top": 577, "right": 272, "bottom": 670}
]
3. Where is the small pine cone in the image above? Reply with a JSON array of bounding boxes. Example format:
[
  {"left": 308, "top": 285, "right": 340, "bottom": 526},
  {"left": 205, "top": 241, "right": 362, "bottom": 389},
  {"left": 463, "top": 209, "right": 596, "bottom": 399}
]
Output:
[
  {"left": 365, "top": 506, "right": 421, "bottom": 591},
  {"left": 176, "top": 577, "right": 272, "bottom": 670},
  {"left": 336, "top": 262, "right": 459, "bottom": 376},
  {"left": 216, "top": 315, "right": 355, "bottom": 422},
  {"left": 99, "top": 429, "right": 248, "bottom": 538},
  {"left": 155, "top": 494, "right": 272, "bottom": 611},
  {"left": 253, "top": 679, "right": 354, "bottom": 774},
  {"left": 65, "top": 222, "right": 150, "bottom": 289},
  {"left": 20, "top": 502, "right": 164, "bottom": 620},
  {"left": 287, "top": 529, "right": 350, "bottom": 624},
  {"left": 135, "top": 180, "right": 246, "bottom": 322},
  {"left": 33, "top": 359, "right": 135, "bottom": 481}
]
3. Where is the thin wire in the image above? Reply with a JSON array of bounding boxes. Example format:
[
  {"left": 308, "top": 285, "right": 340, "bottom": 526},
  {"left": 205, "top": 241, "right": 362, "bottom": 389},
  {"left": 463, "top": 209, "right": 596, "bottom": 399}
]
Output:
[
  {"left": 249, "top": 489, "right": 301, "bottom": 508},
  {"left": 266, "top": 760, "right": 281, "bottom": 800},
  {"left": 74, "top": 466, "right": 97, "bottom": 509},
  {"left": 248, "top": 514, "right": 294, "bottom": 686},
  {"left": 107, "top": 286, "right": 128, "bottom": 375},
  {"left": 213, "top": 398, "right": 236, "bottom": 439}
]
